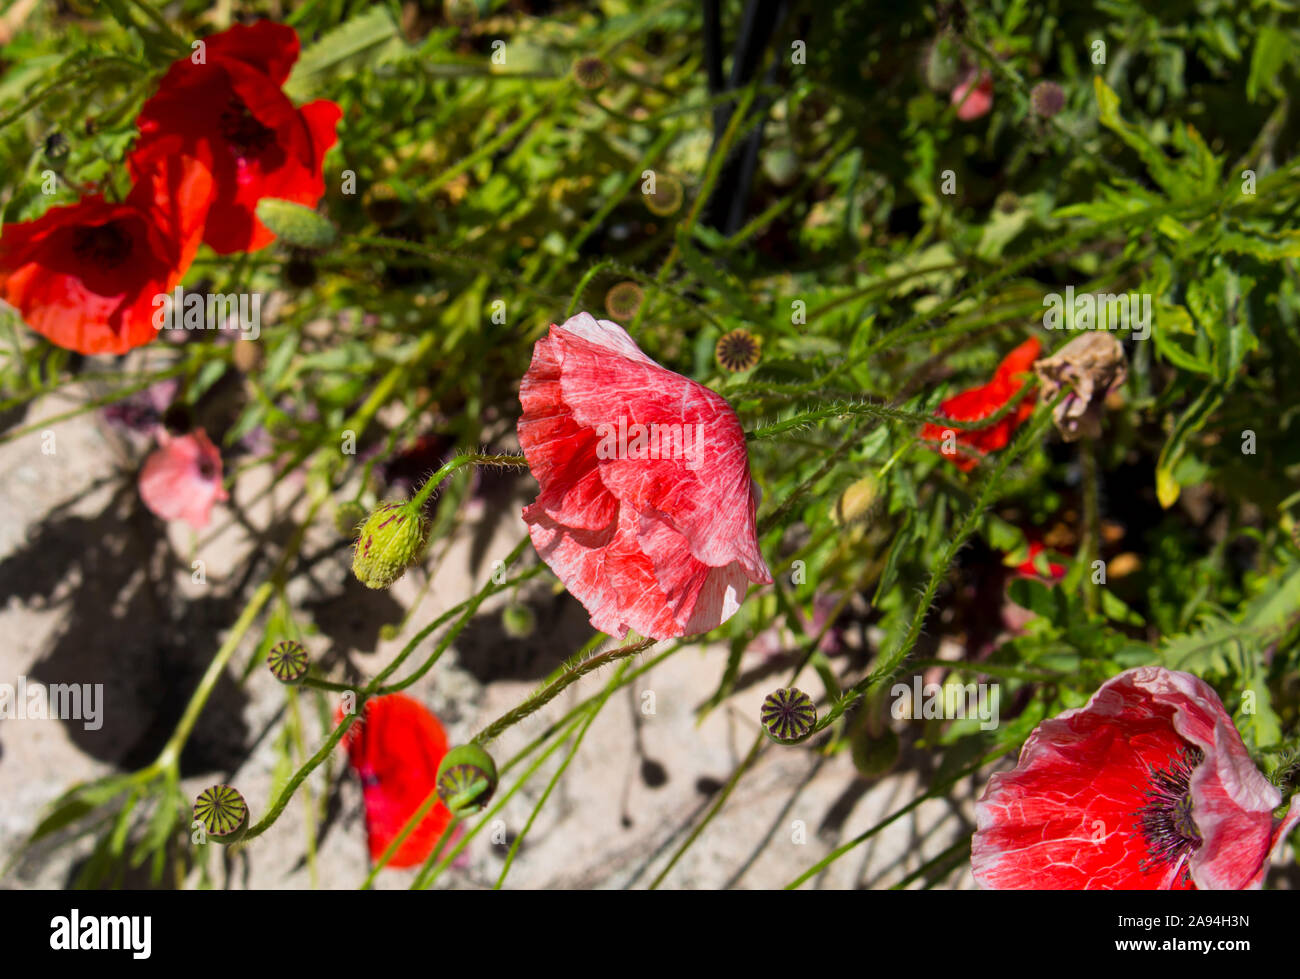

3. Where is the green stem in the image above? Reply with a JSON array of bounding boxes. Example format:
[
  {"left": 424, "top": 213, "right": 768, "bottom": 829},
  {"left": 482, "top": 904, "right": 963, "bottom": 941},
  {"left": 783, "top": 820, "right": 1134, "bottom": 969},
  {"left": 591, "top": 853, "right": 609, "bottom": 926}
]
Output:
[{"left": 473, "top": 637, "right": 655, "bottom": 744}]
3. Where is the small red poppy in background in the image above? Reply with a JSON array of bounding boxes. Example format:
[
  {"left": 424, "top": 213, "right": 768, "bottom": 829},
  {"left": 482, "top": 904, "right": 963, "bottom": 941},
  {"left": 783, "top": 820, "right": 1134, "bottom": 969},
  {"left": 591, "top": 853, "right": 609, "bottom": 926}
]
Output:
[
  {"left": 138, "top": 427, "right": 229, "bottom": 529},
  {"left": 921, "top": 337, "right": 1040, "bottom": 471},
  {"left": 973, "top": 667, "right": 1300, "bottom": 889},
  {"left": 952, "top": 68, "right": 993, "bottom": 121},
  {"left": 339, "top": 694, "right": 454, "bottom": 869},
  {"left": 518, "top": 313, "right": 772, "bottom": 641},
  {"left": 0, "top": 140, "right": 212, "bottom": 354},
  {"left": 1014, "top": 540, "right": 1066, "bottom": 581},
  {"left": 131, "top": 20, "right": 341, "bottom": 254}
]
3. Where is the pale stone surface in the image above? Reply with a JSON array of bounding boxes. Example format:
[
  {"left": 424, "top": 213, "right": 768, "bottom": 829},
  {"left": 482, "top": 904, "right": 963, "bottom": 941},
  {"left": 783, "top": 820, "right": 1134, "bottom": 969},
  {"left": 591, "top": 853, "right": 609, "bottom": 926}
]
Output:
[{"left": 0, "top": 393, "right": 978, "bottom": 890}]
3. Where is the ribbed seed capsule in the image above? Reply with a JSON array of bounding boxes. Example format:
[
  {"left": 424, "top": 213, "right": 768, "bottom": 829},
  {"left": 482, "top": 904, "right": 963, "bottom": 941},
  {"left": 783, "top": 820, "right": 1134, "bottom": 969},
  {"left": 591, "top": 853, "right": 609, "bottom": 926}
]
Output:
[
  {"left": 572, "top": 56, "right": 610, "bottom": 91},
  {"left": 761, "top": 687, "right": 817, "bottom": 744},
  {"left": 436, "top": 744, "right": 499, "bottom": 816},
  {"left": 193, "top": 785, "right": 248, "bottom": 843},
  {"left": 643, "top": 173, "right": 683, "bottom": 217},
  {"left": 605, "top": 281, "right": 644, "bottom": 321},
  {"left": 267, "top": 640, "right": 309, "bottom": 684},
  {"left": 715, "top": 329, "right": 761, "bottom": 373}
]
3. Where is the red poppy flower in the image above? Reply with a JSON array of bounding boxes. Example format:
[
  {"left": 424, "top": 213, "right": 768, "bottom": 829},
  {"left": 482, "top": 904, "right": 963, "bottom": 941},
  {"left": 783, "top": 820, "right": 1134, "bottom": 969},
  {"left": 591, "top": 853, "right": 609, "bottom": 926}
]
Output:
[
  {"left": 130, "top": 20, "right": 341, "bottom": 254},
  {"left": 921, "top": 337, "right": 1040, "bottom": 471},
  {"left": 518, "top": 313, "right": 772, "bottom": 641},
  {"left": 973, "top": 667, "right": 1300, "bottom": 889},
  {"left": 339, "top": 694, "right": 454, "bottom": 868},
  {"left": 0, "top": 139, "right": 212, "bottom": 354},
  {"left": 1014, "top": 540, "right": 1066, "bottom": 581},
  {"left": 138, "top": 427, "right": 229, "bottom": 529},
  {"left": 952, "top": 68, "right": 993, "bottom": 121}
]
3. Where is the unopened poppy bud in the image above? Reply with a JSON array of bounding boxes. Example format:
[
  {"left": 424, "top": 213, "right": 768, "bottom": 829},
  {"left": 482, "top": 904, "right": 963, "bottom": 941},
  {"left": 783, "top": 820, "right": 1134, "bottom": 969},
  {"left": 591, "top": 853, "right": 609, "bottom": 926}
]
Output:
[
  {"left": 267, "top": 640, "right": 309, "bottom": 684},
  {"left": 255, "top": 197, "right": 337, "bottom": 250},
  {"left": 436, "top": 744, "right": 498, "bottom": 816},
  {"left": 851, "top": 725, "right": 900, "bottom": 777},
  {"left": 761, "top": 687, "right": 817, "bottom": 745},
  {"left": 833, "top": 474, "right": 877, "bottom": 526},
  {"left": 193, "top": 784, "right": 248, "bottom": 843},
  {"left": 351, "top": 501, "right": 429, "bottom": 589}
]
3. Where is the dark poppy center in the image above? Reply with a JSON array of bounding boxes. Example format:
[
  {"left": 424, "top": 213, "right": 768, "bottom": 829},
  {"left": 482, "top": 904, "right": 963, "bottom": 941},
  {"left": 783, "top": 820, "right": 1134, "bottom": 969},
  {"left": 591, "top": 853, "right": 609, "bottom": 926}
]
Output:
[
  {"left": 1134, "top": 745, "right": 1203, "bottom": 882},
  {"left": 73, "top": 221, "right": 132, "bottom": 270},
  {"left": 219, "top": 97, "right": 275, "bottom": 160},
  {"left": 196, "top": 455, "right": 218, "bottom": 481}
]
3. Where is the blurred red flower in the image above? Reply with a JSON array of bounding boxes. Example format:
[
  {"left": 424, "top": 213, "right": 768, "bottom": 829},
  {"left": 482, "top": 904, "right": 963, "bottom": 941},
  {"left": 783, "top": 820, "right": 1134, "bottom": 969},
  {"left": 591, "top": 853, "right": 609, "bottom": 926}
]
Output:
[
  {"left": 339, "top": 694, "right": 455, "bottom": 869},
  {"left": 0, "top": 140, "right": 212, "bottom": 354},
  {"left": 921, "top": 337, "right": 1040, "bottom": 471},
  {"left": 518, "top": 313, "right": 771, "bottom": 640},
  {"left": 1014, "top": 540, "right": 1066, "bottom": 581},
  {"left": 973, "top": 667, "right": 1300, "bottom": 889},
  {"left": 952, "top": 68, "right": 993, "bottom": 121},
  {"left": 138, "top": 427, "right": 229, "bottom": 529},
  {"left": 130, "top": 20, "right": 341, "bottom": 254}
]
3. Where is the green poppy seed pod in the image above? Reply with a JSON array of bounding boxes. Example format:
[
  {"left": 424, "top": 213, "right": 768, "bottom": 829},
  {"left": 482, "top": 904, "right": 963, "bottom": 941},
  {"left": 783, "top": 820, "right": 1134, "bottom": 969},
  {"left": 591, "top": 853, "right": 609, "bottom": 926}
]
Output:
[
  {"left": 572, "top": 56, "right": 610, "bottom": 91},
  {"left": 255, "top": 197, "right": 337, "bottom": 250},
  {"left": 351, "top": 501, "right": 429, "bottom": 589},
  {"left": 267, "top": 640, "right": 309, "bottom": 684},
  {"left": 643, "top": 173, "right": 684, "bottom": 217},
  {"left": 761, "top": 687, "right": 817, "bottom": 745},
  {"left": 715, "top": 328, "right": 761, "bottom": 373},
  {"left": 604, "top": 281, "right": 644, "bottom": 321},
  {"left": 501, "top": 602, "right": 536, "bottom": 639},
  {"left": 851, "top": 725, "right": 901, "bottom": 777},
  {"left": 1030, "top": 80, "right": 1065, "bottom": 119},
  {"left": 193, "top": 785, "right": 248, "bottom": 843},
  {"left": 436, "top": 744, "right": 498, "bottom": 816}
]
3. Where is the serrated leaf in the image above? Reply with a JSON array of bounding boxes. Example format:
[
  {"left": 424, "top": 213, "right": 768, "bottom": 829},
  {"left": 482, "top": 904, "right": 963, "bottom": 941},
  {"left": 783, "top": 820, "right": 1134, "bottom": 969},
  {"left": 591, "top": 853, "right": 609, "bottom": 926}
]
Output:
[
  {"left": 1247, "top": 25, "right": 1291, "bottom": 103},
  {"left": 283, "top": 7, "right": 404, "bottom": 100}
]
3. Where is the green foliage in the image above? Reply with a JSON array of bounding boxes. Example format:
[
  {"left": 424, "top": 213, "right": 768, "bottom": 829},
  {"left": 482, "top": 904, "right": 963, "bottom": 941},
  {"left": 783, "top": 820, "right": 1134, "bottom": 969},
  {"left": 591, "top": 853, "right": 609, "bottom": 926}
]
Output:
[{"left": 1, "top": 0, "right": 1298, "bottom": 889}]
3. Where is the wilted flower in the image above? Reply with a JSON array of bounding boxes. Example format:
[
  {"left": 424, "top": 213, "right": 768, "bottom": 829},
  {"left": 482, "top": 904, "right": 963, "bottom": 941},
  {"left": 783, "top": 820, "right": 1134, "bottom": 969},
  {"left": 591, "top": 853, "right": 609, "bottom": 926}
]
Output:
[{"left": 1033, "top": 332, "right": 1127, "bottom": 442}]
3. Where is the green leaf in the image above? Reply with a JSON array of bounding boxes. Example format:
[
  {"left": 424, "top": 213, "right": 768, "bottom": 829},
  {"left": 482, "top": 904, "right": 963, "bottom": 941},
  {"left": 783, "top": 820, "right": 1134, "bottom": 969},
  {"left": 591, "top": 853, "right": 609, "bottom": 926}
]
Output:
[
  {"left": 1247, "top": 25, "right": 1291, "bottom": 103},
  {"left": 284, "top": 7, "right": 405, "bottom": 100},
  {"left": 1154, "top": 385, "right": 1222, "bottom": 508}
]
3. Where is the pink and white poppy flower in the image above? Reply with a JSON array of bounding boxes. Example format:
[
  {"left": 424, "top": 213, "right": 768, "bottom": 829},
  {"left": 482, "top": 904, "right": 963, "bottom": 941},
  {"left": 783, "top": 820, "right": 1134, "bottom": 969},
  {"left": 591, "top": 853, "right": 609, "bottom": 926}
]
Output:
[
  {"left": 138, "top": 427, "right": 229, "bottom": 530},
  {"left": 517, "top": 313, "right": 771, "bottom": 641}
]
